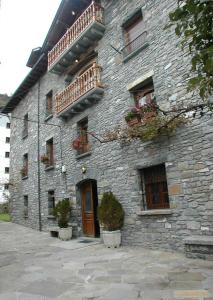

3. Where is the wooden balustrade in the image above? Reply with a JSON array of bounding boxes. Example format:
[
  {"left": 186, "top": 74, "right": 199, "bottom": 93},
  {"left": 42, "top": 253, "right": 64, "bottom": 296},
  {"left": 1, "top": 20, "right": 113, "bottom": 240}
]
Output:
[
  {"left": 48, "top": 2, "right": 104, "bottom": 69},
  {"left": 55, "top": 63, "right": 102, "bottom": 115}
]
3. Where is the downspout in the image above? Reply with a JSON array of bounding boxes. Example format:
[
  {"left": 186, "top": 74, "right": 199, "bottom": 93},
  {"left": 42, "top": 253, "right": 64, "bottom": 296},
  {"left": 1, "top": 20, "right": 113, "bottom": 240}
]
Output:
[{"left": 37, "top": 79, "right": 42, "bottom": 231}]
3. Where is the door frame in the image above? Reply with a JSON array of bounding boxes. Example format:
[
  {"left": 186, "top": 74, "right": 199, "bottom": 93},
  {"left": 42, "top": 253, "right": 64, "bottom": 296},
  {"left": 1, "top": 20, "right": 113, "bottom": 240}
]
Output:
[{"left": 78, "top": 179, "right": 100, "bottom": 237}]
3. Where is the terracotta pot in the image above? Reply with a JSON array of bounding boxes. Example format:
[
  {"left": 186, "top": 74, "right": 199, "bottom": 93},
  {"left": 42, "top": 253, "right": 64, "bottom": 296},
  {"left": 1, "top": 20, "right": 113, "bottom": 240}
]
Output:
[
  {"left": 142, "top": 112, "right": 157, "bottom": 124},
  {"left": 127, "top": 117, "right": 141, "bottom": 127}
]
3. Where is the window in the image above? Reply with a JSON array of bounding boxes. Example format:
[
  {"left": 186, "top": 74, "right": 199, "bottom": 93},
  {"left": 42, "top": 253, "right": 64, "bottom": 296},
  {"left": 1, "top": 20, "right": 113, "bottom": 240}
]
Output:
[
  {"left": 4, "top": 184, "right": 9, "bottom": 190},
  {"left": 5, "top": 167, "right": 9, "bottom": 174},
  {"left": 5, "top": 152, "right": 10, "bottom": 158},
  {"left": 46, "top": 90, "right": 53, "bottom": 118},
  {"left": 122, "top": 10, "right": 146, "bottom": 57},
  {"left": 21, "top": 153, "right": 28, "bottom": 178},
  {"left": 23, "top": 113, "right": 28, "bottom": 138},
  {"left": 24, "top": 195, "right": 28, "bottom": 218},
  {"left": 141, "top": 164, "right": 169, "bottom": 210},
  {"left": 77, "top": 118, "right": 90, "bottom": 155},
  {"left": 5, "top": 137, "right": 10, "bottom": 143},
  {"left": 46, "top": 138, "right": 54, "bottom": 167},
  {"left": 132, "top": 79, "right": 154, "bottom": 107},
  {"left": 48, "top": 190, "right": 55, "bottom": 215},
  {"left": 6, "top": 122, "right": 10, "bottom": 129}
]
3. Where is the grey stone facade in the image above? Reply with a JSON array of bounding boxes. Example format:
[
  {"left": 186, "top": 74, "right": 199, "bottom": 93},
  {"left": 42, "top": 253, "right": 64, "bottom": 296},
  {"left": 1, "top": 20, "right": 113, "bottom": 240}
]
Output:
[{"left": 8, "top": 0, "right": 213, "bottom": 252}]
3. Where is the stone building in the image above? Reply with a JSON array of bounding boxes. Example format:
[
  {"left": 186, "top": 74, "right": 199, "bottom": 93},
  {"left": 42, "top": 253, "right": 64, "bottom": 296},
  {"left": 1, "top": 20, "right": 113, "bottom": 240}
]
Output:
[
  {"left": 3, "top": 0, "right": 213, "bottom": 253},
  {"left": 0, "top": 94, "right": 10, "bottom": 203}
]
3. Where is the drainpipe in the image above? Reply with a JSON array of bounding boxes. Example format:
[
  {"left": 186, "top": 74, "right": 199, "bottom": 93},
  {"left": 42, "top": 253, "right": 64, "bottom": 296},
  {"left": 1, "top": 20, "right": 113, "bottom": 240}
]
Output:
[{"left": 37, "top": 79, "right": 42, "bottom": 231}]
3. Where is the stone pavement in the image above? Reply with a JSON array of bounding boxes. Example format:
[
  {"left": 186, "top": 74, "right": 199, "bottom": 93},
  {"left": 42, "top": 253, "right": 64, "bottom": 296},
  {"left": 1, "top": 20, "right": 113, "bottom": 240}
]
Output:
[{"left": 0, "top": 222, "right": 213, "bottom": 300}]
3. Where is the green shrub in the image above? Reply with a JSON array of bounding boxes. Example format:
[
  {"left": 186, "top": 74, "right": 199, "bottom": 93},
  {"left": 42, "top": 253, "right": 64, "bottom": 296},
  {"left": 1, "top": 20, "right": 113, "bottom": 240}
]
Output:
[
  {"left": 53, "top": 199, "right": 71, "bottom": 228},
  {"left": 98, "top": 192, "right": 124, "bottom": 231}
]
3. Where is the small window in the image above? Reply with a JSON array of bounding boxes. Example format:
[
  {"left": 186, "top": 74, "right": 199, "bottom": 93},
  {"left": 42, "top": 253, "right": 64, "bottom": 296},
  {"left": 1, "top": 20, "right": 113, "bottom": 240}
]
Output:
[
  {"left": 48, "top": 190, "right": 55, "bottom": 215},
  {"left": 6, "top": 122, "right": 10, "bottom": 129},
  {"left": 123, "top": 10, "right": 146, "bottom": 57},
  {"left": 5, "top": 137, "right": 10, "bottom": 143},
  {"left": 24, "top": 195, "right": 28, "bottom": 218},
  {"left": 5, "top": 167, "right": 9, "bottom": 174},
  {"left": 5, "top": 152, "right": 10, "bottom": 158},
  {"left": 77, "top": 118, "right": 90, "bottom": 155},
  {"left": 46, "top": 138, "right": 54, "bottom": 167},
  {"left": 141, "top": 164, "right": 169, "bottom": 210},
  {"left": 132, "top": 79, "right": 154, "bottom": 107},
  {"left": 4, "top": 184, "right": 9, "bottom": 190},
  {"left": 23, "top": 114, "right": 28, "bottom": 138},
  {"left": 21, "top": 153, "right": 28, "bottom": 178},
  {"left": 46, "top": 90, "right": 53, "bottom": 118}
]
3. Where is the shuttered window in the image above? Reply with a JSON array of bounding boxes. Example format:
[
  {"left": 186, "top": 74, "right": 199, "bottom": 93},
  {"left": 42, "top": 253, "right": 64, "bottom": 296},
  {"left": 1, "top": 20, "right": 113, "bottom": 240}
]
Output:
[{"left": 123, "top": 10, "right": 146, "bottom": 56}]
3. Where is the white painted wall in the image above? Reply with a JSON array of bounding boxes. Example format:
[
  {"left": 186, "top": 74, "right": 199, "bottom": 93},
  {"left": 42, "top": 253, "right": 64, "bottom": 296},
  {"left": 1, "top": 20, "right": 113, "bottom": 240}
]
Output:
[{"left": 0, "top": 115, "right": 10, "bottom": 203}]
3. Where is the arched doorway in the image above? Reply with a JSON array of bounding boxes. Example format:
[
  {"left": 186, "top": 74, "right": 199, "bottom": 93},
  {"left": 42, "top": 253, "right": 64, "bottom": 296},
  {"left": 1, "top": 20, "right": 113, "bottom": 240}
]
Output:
[{"left": 78, "top": 179, "right": 100, "bottom": 237}]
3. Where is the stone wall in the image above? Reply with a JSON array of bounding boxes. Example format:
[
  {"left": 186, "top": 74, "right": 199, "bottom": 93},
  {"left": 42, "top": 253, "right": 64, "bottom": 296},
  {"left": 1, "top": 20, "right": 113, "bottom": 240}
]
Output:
[{"left": 9, "top": 0, "right": 213, "bottom": 251}]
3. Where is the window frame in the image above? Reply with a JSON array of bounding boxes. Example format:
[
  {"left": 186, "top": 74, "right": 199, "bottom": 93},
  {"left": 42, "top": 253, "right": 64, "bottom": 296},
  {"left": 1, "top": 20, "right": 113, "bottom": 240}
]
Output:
[
  {"left": 140, "top": 164, "right": 170, "bottom": 210},
  {"left": 45, "top": 90, "right": 53, "bottom": 119},
  {"left": 48, "top": 190, "right": 55, "bottom": 216},
  {"left": 23, "top": 113, "right": 28, "bottom": 138},
  {"left": 122, "top": 9, "right": 147, "bottom": 59},
  {"left": 46, "top": 138, "right": 54, "bottom": 167},
  {"left": 5, "top": 152, "right": 10, "bottom": 158},
  {"left": 5, "top": 137, "right": 10, "bottom": 143},
  {"left": 5, "top": 167, "right": 9, "bottom": 174},
  {"left": 24, "top": 195, "right": 28, "bottom": 218},
  {"left": 6, "top": 122, "right": 10, "bottom": 129},
  {"left": 131, "top": 79, "right": 155, "bottom": 108},
  {"left": 22, "top": 153, "right": 28, "bottom": 178},
  {"left": 77, "top": 118, "right": 90, "bottom": 156}
]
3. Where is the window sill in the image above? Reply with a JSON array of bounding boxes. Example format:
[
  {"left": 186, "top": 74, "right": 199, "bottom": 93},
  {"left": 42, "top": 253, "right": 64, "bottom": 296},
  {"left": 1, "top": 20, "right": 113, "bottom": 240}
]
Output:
[
  {"left": 22, "top": 176, "right": 28, "bottom": 180},
  {"left": 47, "top": 215, "right": 56, "bottom": 220},
  {"left": 137, "top": 209, "right": 173, "bottom": 216},
  {"left": 45, "top": 114, "right": 53, "bottom": 122},
  {"left": 76, "top": 151, "right": 92, "bottom": 160},
  {"left": 123, "top": 42, "right": 149, "bottom": 63},
  {"left": 22, "top": 133, "right": 28, "bottom": 139},
  {"left": 45, "top": 165, "right": 54, "bottom": 171}
]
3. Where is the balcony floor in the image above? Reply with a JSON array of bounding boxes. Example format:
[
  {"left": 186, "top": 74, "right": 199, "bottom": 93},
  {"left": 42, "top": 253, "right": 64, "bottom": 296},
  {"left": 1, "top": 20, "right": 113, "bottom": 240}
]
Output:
[
  {"left": 49, "top": 21, "right": 105, "bottom": 74},
  {"left": 56, "top": 86, "right": 104, "bottom": 118}
]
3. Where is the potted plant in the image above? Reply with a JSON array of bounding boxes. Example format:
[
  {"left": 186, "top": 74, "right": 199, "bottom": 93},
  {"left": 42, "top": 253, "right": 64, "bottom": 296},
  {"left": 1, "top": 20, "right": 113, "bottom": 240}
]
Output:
[
  {"left": 140, "top": 101, "right": 157, "bottom": 124},
  {"left": 125, "top": 107, "right": 141, "bottom": 126},
  {"left": 20, "top": 166, "right": 28, "bottom": 178},
  {"left": 40, "top": 155, "right": 50, "bottom": 165},
  {"left": 98, "top": 192, "right": 125, "bottom": 248},
  {"left": 53, "top": 199, "right": 72, "bottom": 241}
]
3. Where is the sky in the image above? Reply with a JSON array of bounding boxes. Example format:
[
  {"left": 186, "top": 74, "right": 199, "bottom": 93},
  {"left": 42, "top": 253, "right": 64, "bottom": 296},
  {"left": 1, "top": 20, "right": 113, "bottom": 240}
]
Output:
[{"left": 0, "top": 0, "right": 61, "bottom": 95}]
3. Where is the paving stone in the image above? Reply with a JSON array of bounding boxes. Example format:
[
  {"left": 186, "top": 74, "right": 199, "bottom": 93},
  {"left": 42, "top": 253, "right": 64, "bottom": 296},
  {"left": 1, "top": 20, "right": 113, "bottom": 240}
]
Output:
[
  {"left": 0, "top": 222, "right": 213, "bottom": 300},
  {"left": 174, "top": 289, "right": 209, "bottom": 298}
]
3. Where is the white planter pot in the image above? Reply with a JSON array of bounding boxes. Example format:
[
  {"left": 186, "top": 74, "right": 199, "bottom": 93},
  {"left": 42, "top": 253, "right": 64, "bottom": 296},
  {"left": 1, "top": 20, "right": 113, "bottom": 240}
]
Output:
[
  {"left": 102, "top": 230, "right": 121, "bottom": 248},
  {"left": 58, "top": 227, "right": 72, "bottom": 241}
]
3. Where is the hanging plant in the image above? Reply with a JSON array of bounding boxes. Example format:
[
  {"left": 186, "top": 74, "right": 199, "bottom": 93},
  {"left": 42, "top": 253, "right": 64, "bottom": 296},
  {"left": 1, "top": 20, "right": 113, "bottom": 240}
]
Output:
[
  {"left": 72, "top": 138, "right": 83, "bottom": 150},
  {"left": 20, "top": 166, "right": 28, "bottom": 177},
  {"left": 40, "top": 155, "right": 50, "bottom": 164}
]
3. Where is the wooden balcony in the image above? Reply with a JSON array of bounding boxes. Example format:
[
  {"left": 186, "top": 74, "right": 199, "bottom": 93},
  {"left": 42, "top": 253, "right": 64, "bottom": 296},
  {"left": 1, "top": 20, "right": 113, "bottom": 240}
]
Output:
[
  {"left": 48, "top": 2, "right": 105, "bottom": 74},
  {"left": 55, "top": 63, "right": 104, "bottom": 118}
]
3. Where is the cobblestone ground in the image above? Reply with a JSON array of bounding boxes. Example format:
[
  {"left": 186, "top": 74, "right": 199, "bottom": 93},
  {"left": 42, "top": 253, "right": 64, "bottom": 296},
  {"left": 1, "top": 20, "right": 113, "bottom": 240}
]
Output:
[{"left": 0, "top": 222, "right": 213, "bottom": 300}]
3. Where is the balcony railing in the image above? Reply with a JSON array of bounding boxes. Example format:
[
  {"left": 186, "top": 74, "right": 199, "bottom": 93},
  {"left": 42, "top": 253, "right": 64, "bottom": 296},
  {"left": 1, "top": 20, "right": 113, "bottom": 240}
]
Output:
[
  {"left": 55, "top": 63, "right": 103, "bottom": 116},
  {"left": 48, "top": 2, "right": 105, "bottom": 72},
  {"left": 122, "top": 31, "right": 148, "bottom": 59}
]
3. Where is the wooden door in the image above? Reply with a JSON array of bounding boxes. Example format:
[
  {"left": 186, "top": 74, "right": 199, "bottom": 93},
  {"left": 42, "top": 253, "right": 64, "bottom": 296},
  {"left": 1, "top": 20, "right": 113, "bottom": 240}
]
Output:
[{"left": 81, "top": 181, "right": 95, "bottom": 236}]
